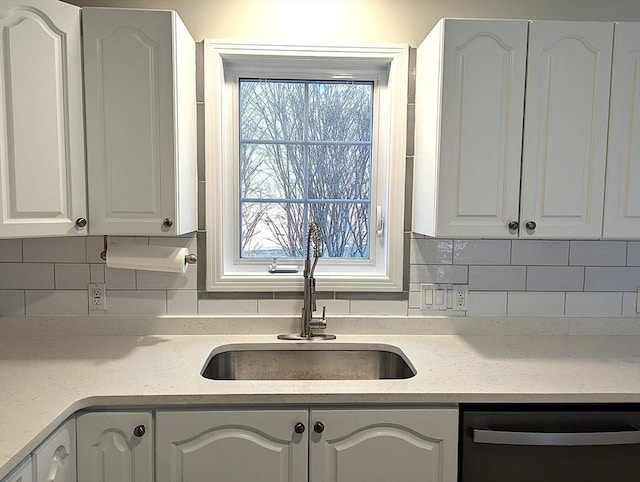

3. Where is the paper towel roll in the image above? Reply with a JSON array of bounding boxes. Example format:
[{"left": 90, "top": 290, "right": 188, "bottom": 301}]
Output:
[{"left": 106, "top": 243, "right": 189, "bottom": 273}]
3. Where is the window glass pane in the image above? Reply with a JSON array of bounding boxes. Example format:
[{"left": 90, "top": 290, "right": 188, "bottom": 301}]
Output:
[
  {"left": 308, "top": 82, "right": 373, "bottom": 142},
  {"left": 238, "top": 79, "right": 373, "bottom": 260},
  {"left": 308, "top": 145, "right": 371, "bottom": 200},
  {"left": 240, "top": 143, "right": 304, "bottom": 199},
  {"left": 240, "top": 80, "right": 304, "bottom": 141},
  {"left": 310, "top": 202, "right": 369, "bottom": 258},
  {"left": 241, "top": 202, "right": 305, "bottom": 258}
]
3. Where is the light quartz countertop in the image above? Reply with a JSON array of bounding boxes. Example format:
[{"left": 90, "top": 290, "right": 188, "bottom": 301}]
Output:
[{"left": 0, "top": 316, "right": 639, "bottom": 479}]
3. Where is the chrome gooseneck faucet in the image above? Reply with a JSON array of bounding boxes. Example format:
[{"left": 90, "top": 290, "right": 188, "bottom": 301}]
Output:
[{"left": 278, "top": 222, "right": 336, "bottom": 341}]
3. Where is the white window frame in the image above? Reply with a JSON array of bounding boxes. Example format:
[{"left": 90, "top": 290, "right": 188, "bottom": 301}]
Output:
[{"left": 204, "top": 41, "right": 408, "bottom": 292}]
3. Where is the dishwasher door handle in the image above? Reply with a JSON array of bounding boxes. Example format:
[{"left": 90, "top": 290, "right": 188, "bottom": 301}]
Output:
[{"left": 473, "top": 427, "right": 640, "bottom": 446}]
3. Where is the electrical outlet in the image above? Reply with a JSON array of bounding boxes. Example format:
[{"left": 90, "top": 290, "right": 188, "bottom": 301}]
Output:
[
  {"left": 88, "top": 283, "right": 106, "bottom": 313},
  {"left": 453, "top": 285, "right": 468, "bottom": 311}
]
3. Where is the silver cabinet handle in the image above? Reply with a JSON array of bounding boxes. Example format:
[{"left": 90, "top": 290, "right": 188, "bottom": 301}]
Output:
[{"left": 473, "top": 427, "right": 640, "bottom": 446}]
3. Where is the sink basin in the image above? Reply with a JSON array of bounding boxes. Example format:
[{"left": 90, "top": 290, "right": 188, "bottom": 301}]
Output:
[{"left": 201, "top": 343, "right": 416, "bottom": 380}]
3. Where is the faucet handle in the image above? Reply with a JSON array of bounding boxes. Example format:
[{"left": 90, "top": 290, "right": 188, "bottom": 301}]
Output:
[{"left": 309, "top": 306, "right": 327, "bottom": 330}]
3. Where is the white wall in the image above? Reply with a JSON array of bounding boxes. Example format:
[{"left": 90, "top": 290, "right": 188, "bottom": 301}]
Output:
[{"left": 67, "top": 0, "right": 640, "bottom": 45}]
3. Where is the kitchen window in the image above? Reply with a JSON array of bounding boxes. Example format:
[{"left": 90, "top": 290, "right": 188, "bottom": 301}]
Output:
[{"left": 204, "top": 41, "right": 408, "bottom": 292}]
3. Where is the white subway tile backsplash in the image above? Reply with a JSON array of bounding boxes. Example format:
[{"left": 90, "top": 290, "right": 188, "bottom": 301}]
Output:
[
  {"left": 199, "top": 299, "right": 258, "bottom": 315},
  {"left": 318, "top": 299, "right": 350, "bottom": 314},
  {"left": 350, "top": 299, "right": 408, "bottom": 315},
  {"left": 0, "top": 239, "right": 22, "bottom": 262},
  {"left": 105, "top": 267, "right": 136, "bottom": 290},
  {"left": 622, "top": 291, "right": 639, "bottom": 317},
  {"left": 409, "top": 265, "right": 468, "bottom": 283},
  {"left": 410, "top": 238, "right": 452, "bottom": 264},
  {"left": 90, "top": 264, "right": 105, "bottom": 283},
  {"left": 149, "top": 235, "right": 197, "bottom": 252},
  {"left": 526, "top": 266, "right": 584, "bottom": 291},
  {"left": 628, "top": 242, "right": 640, "bottom": 266},
  {"left": 0, "top": 263, "right": 54, "bottom": 289},
  {"left": 453, "top": 240, "right": 511, "bottom": 265},
  {"left": 25, "top": 290, "right": 88, "bottom": 316},
  {"left": 469, "top": 266, "right": 526, "bottom": 291},
  {"left": 583, "top": 267, "right": 640, "bottom": 291},
  {"left": 54, "top": 264, "right": 90, "bottom": 289},
  {"left": 511, "top": 240, "right": 569, "bottom": 265},
  {"left": 23, "top": 237, "right": 86, "bottom": 263},
  {"left": 507, "top": 292, "right": 565, "bottom": 317},
  {"left": 408, "top": 290, "right": 421, "bottom": 309},
  {"left": 0, "top": 290, "right": 25, "bottom": 316},
  {"left": 106, "top": 290, "right": 166, "bottom": 315},
  {"left": 569, "top": 240, "right": 627, "bottom": 266},
  {"left": 167, "top": 290, "right": 198, "bottom": 315},
  {"left": 136, "top": 267, "right": 197, "bottom": 290},
  {"left": 258, "top": 299, "right": 303, "bottom": 315},
  {"left": 86, "top": 236, "right": 106, "bottom": 263},
  {"left": 565, "top": 292, "right": 623, "bottom": 317},
  {"left": 467, "top": 291, "right": 508, "bottom": 316}
]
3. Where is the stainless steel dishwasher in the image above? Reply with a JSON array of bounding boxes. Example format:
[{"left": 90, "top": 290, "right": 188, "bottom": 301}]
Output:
[{"left": 459, "top": 404, "right": 640, "bottom": 482}]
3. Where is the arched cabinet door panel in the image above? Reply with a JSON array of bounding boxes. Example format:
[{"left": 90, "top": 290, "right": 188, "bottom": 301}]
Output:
[
  {"left": 520, "top": 21, "right": 613, "bottom": 238},
  {"left": 33, "top": 418, "right": 76, "bottom": 482},
  {"left": 156, "top": 409, "right": 308, "bottom": 482},
  {"left": 76, "top": 412, "right": 153, "bottom": 482},
  {"left": 413, "top": 19, "right": 528, "bottom": 237},
  {"left": 603, "top": 22, "right": 640, "bottom": 239},
  {"left": 0, "top": 0, "right": 87, "bottom": 238},
  {"left": 82, "top": 7, "right": 196, "bottom": 236},
  {"left": 310, "top": 408, "right": 458, "bottom": 482}
]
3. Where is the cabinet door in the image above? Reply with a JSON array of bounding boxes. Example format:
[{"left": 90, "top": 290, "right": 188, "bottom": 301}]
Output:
[
  {"left": 83, "top": 8, "right": 192, "bottom": 236},
  {"left": 603, "top": 22, "right": 640, "bottom": 239},
  {"left": 77, "top": 412, "right": 153, "bottom": 482},
  {"left": 434, "top": 19, "right": 528, "bottom": 237},
  {"left": 32, "top": 418, "right": 75, "bottom": 482},
  {"left": 1, "top": 457, "right": 32, "bottom": 482},
  {"left": 310, "top": 408, "right": 458, "bottom": 482},
  {"left": 156, "top": 409, "right": 308, "bottom": 482},
  {"left": 521, "top": 21, "right": 613, "bottom": 238},
  {"left": 0, "top": 0, "right": 87, "bottom": 238}
]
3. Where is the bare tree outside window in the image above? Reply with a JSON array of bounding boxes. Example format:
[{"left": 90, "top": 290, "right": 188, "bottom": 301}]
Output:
[{"left": 239, "top": 79, "right": 373, "bottom": 259}]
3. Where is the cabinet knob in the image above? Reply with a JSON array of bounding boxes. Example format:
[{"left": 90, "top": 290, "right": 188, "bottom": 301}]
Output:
[
  {"left": 75, "top": 218, "right": 87, "bottom": 228},
  {"left": 133, "top": 425, "right": 146, "bottom": 437},
  {"left": 508, "top": 221, "right": 519, "bottom": 230},
  {"left": 162, "top": 218, "right": 173, "bottom": 228},
  {"left": 525, "top": 221, "right": 537, "bottom": 230},
  {"left": 313, "top": 421, "right": 325, "bottom": 433},
  {"left": 294, "top": 422, "right": 305, "bottom": 434}
]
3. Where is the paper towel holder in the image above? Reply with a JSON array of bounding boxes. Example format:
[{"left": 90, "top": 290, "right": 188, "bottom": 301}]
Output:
[{"left": 99, "top": 236, "right": 198, "bottom": 265}]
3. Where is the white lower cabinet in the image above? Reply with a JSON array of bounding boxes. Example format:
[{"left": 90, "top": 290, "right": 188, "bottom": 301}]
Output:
[
  {"left": 76, "top": 412, "right": 153, "bottom": 482},
  {"left": 32, "top": 419, "right": 75, "bottom": 482},
  {"left": 156, "top": 409, "right": 308, "bottom": 482},
  {"left": 310, "top": 408, "right": 458, "bottom": 482},
  {"left": 1, "top": 457, "right": 32, "bottom": 482},
  {"left": 156, "top": 407, "right": 458, "bottom": 482}
]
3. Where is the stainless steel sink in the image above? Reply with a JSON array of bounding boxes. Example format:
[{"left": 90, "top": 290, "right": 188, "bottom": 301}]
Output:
[{"left": 201, "top": 343, "right": 416, "bottom": 380}]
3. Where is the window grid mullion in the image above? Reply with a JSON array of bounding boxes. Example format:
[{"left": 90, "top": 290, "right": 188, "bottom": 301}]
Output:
[{"left": 302, "top": 81, "right": 310, "bottom": 242}]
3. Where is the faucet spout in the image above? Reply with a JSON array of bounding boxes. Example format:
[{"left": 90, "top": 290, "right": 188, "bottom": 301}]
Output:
[{"left": 277, "top": 222, "right": 336, "bottom": 341}]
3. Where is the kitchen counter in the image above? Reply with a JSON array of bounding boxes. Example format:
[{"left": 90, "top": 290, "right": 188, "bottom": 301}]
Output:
[{"left": 1, "top": 316, "right": 639, "bottom": 478}]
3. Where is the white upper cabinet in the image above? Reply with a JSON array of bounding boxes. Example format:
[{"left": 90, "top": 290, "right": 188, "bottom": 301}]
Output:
[
  {"left": 83, "top": 8, "right": 197, "bottom": 236},
  {"left": 603, "top": 22, "right": 640, "bottom": 239},
  {"left": 521, "top": 21, "right": 613, "bottom": 238},
  {"left": 414, "top": 19, "right": 619, "bottom": 239},
  {"left": 413, "top": 19, "right": 528, "bottom": 238},
  {"left": 0, "top": 0, "right": 88, "bottom": 239}
]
